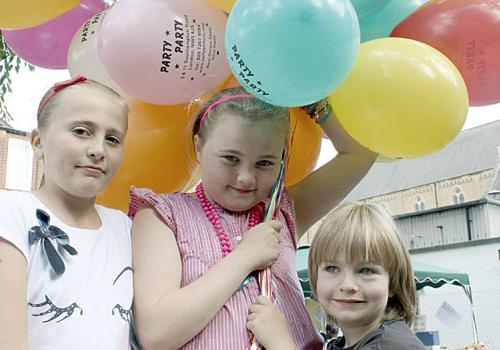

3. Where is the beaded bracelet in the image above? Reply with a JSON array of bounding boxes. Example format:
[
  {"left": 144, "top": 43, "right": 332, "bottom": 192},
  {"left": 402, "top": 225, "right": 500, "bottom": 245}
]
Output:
[
  {"left": 303, "top": 99, "right": 333, "bottom": 124},
  {"left": 313, "top": 103, "right": 333, "bottom": 124}
]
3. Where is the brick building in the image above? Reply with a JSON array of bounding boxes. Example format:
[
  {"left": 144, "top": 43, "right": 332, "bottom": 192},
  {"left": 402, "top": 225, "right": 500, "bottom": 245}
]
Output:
[{"left": 0, "top": 121, "right": 42, "bottom": 191}]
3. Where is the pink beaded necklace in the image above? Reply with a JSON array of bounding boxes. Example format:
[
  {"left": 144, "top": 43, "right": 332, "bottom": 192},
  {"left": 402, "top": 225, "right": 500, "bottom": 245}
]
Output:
[{"left": 196, "top": 183, "right": 261, "bottom": 256}]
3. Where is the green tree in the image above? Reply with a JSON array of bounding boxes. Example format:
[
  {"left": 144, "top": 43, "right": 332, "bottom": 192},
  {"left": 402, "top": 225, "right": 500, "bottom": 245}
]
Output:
[{"left": 0, "top": 31, "right": 34, "bottom": 124}]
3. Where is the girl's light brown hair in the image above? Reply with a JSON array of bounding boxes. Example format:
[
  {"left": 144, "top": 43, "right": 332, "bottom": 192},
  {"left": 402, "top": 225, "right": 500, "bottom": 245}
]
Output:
[
  {"left": 191, "top": 86, "right": 290, "bottom": 147},
  {"left": 308, "top": 202, "right": 417, "bottom": 326}
]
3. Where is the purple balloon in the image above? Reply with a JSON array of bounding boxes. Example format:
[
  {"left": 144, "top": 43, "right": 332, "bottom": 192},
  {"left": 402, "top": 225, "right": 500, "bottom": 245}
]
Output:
[{"left": 2, "top": 0, "right": 106, "bottom": 69}]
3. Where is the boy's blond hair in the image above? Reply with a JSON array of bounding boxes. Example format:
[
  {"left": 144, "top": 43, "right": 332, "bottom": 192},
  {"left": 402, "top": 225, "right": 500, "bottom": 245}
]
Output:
[{"left": 308, "top": 202, "right": 417, "bottom": 326}]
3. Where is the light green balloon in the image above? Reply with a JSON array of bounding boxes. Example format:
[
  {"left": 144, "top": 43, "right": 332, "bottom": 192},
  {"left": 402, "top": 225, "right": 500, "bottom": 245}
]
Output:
[
  {"left": 359, "top": 0, "right": 427, "bottom": 42},
  {"left": 225, "top": 0, "right": 361, "bottom": 106},
  {"left": 351, "top": 0, "right": 391, "bottom": 17}
]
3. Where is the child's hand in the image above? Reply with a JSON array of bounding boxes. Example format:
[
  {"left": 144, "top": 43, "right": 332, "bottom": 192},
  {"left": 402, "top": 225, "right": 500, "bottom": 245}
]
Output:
[
  {"left": 247, "top": 296, "right": 297, "bottom": 350},
  {"left": 235, "top": 220, "right": 282, "bottom": 271}
]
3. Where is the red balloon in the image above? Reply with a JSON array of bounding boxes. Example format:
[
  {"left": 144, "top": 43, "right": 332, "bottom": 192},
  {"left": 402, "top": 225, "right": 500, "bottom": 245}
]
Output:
[{"left": 391, "top": 0, "right": 500, "bottom": 106}]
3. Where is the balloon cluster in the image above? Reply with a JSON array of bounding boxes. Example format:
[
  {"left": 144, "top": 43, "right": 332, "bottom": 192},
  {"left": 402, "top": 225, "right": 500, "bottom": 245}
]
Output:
[
  {"left": 2, "top": 0, "right": 106, "bottom": 69},
  {"left": 391, "top": 0, "right": 500, "bottom": 106},
  {"left": 1, "top": 0, "right": 498, "bottom": 208}
]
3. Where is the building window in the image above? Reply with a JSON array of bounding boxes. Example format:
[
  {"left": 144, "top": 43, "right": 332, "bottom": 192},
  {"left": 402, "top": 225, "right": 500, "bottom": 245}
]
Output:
[
  {"left": 415, "top": 196, "right": 425, "bottom": 212},
  {"left": 453, "top": 187, "right": 465, "bottom": 204}
]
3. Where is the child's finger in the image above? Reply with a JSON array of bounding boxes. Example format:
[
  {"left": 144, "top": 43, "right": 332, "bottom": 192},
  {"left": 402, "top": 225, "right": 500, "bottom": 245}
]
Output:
[
  {"left": 267, "top": 220, "right": 283, "bottom": 231},
  {"left": 275, "top": 230, "right": 283, "bottom": 243},
  {"left": 247, "top": 313, "right": 257, "bottom": 322},
  {"left": 249, "top": 303, "right": 265, "bottom": 313},
  {"left": 255, "top": 296, "right": 273, "bottom": 306}
]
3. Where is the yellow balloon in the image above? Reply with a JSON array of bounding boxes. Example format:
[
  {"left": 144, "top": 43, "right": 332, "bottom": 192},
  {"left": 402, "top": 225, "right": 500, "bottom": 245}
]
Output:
[
  {"left": 209, "top": 0, "right": 235, "bottom": 13},
  {"left": 0, "top": 0, "right": 79, "bottom": 29},
  {"left": 330, "top": 38, "right": 469, "bottom": 158}
]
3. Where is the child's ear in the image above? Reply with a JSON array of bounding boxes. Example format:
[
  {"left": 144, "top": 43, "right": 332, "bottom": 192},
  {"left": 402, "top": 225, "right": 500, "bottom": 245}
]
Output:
[
  {"left": 30, "top": 129, "right": 43, "bottom": 159},
  {"left": 194, "top": 135, "right": 202, "bottom": 162}
]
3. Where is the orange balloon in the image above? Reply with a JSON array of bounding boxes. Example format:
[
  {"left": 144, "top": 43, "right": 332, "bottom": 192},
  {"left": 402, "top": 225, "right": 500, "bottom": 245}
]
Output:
[
  {"left": 221, "top": 74, "right": 240, "bottom": 89},
  {"left": 188, "top": 73, "right": 236, "bottom": 107},
  {"left": 97, "top": 100, "right": 196, "bottom": 211},
  {"left": 97, "top": 85, "right": 321, "bottom": 210},
  {"left": 209, "top": 0, "right": 235, "bottom": 13},
  {"left": 286, "top": 108, "right": 322, "bottom": 186}
]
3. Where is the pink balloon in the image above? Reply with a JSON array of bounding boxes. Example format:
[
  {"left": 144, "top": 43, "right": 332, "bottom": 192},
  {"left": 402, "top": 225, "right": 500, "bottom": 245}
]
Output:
[
  {"left": 2, "top": 0, "right": 106, "bottom": 69},
  {"left": 98, "top": 0, "right": 230, "bottom": 105}
]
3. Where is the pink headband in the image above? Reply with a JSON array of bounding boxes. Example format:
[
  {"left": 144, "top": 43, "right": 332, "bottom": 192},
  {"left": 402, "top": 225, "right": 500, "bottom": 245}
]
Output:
[
  {"left": 199, "top": 93, "right": 254, "bottom": 125},
  {"left": 37, "top": 75, "right": 88, "bottom": 118}
]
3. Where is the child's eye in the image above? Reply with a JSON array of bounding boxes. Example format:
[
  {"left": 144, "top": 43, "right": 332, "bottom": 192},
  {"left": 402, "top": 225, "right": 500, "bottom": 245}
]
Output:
[
  {"left": 72, "top": 127, "right": 90, "bottom": 137},
  {"left": 222, "top": 155, "right": 238, "bottom": 162},
  {"left": 256, "top": 160, "right": 273, "bottom": 167},
  {"left": 106, "top": 136, "right": 121, "bottom": 145},
  {"left": 359, "top": 267, "right": 375, "bottom": 275},
  {"left": 324, "top": 265, "right": 339, "bottom": 273}
]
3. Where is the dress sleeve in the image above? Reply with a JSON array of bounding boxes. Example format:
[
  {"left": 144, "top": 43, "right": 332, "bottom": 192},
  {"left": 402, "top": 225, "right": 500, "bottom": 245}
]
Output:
[
  {"left": 128, "top": 187, "right": 176, "bottom": 232},
  {"left": 0, "top": 191, "right": 30, "bottom": 260}
]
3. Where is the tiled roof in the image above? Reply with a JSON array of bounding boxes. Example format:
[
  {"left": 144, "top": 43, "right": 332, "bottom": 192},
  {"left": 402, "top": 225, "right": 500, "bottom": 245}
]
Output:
[{"left": 345, "top": 120, "right": 500, "bottom": 201}]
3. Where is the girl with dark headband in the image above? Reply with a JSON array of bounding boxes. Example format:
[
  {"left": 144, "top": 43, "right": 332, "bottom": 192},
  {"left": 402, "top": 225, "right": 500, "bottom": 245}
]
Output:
[
  {"left": 0, "top": 76, "right": 135, "bottom": 350},
  {"left": 129, "top": 86, "right": 377, "bottom": 350}
]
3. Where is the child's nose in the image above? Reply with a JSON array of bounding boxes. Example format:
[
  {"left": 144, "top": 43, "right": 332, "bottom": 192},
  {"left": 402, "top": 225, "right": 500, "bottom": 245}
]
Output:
[
  {"left": 237, "top": 167, "right": 256, "bottom": 186},
  {"left": 339, "top": 273, "right": 359, "bottom": 293},
  {"left": 87, "top": 139, "right": 105, "bottom": 160}
]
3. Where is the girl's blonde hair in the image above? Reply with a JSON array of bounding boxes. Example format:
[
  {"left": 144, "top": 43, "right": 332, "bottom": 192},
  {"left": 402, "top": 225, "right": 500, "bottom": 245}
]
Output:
[
  {"left": 308, "top": 202, "right": 416, "bottom": 326},
  {"left": 37, "top": 79, "right": 128, "bottom": 131}
]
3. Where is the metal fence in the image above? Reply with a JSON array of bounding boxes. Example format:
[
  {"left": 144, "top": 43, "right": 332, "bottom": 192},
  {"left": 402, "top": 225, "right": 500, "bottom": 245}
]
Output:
[
  {"left": 417, "top": 286, "right": 500, "bottom": 349},
  {"left": 303, "top": 285, "right": 500, "bottom": 349}
]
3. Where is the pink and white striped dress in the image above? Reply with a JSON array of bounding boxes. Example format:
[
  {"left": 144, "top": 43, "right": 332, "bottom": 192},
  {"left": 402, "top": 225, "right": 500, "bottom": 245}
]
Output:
[{"left": 129, "top": 188, "right": 323, "bottom": 350}]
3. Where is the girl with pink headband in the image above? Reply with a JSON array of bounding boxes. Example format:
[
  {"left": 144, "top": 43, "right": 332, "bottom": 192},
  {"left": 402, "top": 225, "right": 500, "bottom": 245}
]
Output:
[
  {"left": 129, "top": 86, "right": 377, "bottom": 350},
  {"left": 0, "top": 76, "right": 135, "bottom": 350}
]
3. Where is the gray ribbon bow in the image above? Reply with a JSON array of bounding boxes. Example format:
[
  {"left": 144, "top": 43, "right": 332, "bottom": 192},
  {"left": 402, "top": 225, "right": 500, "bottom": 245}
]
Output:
[{"left": 28, "top": 209, "right": 78, "bottom": 275}]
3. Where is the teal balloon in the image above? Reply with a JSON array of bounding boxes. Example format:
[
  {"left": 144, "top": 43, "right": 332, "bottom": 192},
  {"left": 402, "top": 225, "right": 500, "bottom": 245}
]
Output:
[
  {"left": 359, "top": 0, "right": 427, "bottom": 42},
  {"left": 225, "top": 0, "right": 360, "bottom": 107},
  {"left": 351, "top": 0, "right": 391, "bottom": 17}
]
